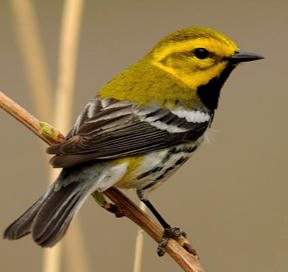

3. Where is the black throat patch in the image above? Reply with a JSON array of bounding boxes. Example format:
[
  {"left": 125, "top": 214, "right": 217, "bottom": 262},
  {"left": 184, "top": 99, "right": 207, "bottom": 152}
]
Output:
[{"left": 197, "top": 64, "right": 236, "bottom": 111}]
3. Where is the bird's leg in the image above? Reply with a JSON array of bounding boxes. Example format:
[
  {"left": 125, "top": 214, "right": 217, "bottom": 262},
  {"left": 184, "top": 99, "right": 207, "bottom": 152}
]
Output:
[
  {"left": 142, "top": 198, "right": 187, "bottom": 256},
  {"left": 137, "top": 190, "right": 186, "bottom": 256}
]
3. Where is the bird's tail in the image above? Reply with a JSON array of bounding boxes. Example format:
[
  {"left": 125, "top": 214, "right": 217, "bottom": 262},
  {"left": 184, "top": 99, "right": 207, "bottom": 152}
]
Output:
[{"left": 3, "top": 166, "right": 99, "bottom": 247}]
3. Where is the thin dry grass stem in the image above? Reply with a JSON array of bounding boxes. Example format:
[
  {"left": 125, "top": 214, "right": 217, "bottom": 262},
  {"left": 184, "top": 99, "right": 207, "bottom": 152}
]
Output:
[
  {"left": 42, "top": 244, "right": 63, "bottom": 272},
  {"left": 65, "top": 221, "right": 91, "bottom": 272},
  {"left": 54, "top": 1, "right": 88, "bottom": 272},
  {"left": 10, "top": 0, "right": 52, "bottom": 122},
  {"left": 0, "top": 93, "right": 206, "bottom": 272},
  {"left": 133, "top": 202, "right": 146, "bottom": 272},
  {"left": 9, "top": 0, "right": 54, "bottom": 170},
  {"left": 9, "top": 0, "right": 87, "bottom": 271},
  {"left": 54, "top": 0, "right": 84, "bottom": 134},
  {"left": 10, "top": 1, "right": 63, "bottom": 271}
]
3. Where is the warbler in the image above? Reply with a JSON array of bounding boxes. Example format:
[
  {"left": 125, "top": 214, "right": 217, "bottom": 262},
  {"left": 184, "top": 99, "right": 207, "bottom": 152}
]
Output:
[{"left": 4, "top": 27, "right": 263, "bottom": 256}]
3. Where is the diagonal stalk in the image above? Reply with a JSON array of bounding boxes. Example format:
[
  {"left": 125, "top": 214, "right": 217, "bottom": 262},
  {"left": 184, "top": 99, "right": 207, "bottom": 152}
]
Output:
[{"left": 0, "top": 90, "right": 206, "bottom": 272}]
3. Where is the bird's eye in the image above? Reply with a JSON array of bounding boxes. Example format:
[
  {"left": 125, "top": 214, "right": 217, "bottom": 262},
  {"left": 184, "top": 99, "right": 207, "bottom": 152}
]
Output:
[{"left": 194, "top": 48, "right": 210, "bottom": 59}]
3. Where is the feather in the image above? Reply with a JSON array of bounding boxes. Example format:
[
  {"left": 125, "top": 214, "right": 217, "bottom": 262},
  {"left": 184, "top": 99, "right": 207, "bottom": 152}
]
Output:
[
  {"left": 47, "top": 98, "right": 211, "bottom": 168},
  {"left": 3, "top": 162, "right": 128, "bottom": 247}
]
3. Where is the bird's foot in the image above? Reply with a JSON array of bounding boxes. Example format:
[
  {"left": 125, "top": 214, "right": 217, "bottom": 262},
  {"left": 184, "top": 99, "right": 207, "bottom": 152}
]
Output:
[{"left": 157, "top": 227, "right": 186, "bottom": 256}]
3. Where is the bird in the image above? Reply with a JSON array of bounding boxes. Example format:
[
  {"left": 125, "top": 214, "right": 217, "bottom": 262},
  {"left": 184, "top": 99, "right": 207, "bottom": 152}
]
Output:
[{"left": 3, "top": 27, "right": 263, "bottom": 256}]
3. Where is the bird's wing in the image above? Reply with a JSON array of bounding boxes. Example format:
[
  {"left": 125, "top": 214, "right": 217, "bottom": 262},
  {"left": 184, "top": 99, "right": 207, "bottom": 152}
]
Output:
[{"left": 47, "top": 98, "right": 210, "bottom": 168}]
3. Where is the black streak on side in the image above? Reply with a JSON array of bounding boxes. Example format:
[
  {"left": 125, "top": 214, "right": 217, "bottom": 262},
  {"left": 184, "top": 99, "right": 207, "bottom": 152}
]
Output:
[
  {"left": 197, "top": 64, "right": 236, "bottom": 111},
  {"left": 137, "top": 166, "right": 163, "bottom": 180}
]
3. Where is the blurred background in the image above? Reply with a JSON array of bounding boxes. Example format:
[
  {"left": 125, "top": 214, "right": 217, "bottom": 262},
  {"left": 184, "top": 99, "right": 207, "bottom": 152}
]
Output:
[{"left": 0, "top": 0, "right": 287, "bottom": 271}]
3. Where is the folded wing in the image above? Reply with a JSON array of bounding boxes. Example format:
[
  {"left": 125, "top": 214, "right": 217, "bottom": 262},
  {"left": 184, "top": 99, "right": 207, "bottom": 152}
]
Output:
[{"left": 47, "top": 98, "right": 210, "bottom": 168}]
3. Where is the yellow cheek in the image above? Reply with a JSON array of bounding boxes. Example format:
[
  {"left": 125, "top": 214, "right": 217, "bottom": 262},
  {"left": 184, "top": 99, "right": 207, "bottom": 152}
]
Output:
[
  {"left": 190, "top": 56, "right": 215, "bottom": 70},
  {"left": 187, "top": 62, "right": 227, "bottom": 87},
  {"left": 153, "top": 58, "right": 226, "bottom": 89}
]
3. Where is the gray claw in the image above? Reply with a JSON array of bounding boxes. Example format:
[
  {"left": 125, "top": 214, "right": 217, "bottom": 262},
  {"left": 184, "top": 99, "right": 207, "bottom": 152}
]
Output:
[{"left": 157, "top": 227, "right": 186, "bottom": 256}]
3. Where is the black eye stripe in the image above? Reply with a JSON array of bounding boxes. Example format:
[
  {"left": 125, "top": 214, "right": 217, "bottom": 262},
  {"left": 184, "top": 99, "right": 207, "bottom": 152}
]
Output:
[{"left": 193, "top": 48, "right": 210, "bottom": 59}]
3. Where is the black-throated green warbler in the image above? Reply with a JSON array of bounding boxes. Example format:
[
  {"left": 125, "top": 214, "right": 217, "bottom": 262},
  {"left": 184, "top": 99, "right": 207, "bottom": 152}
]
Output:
[{"left": 4, "top": 27, "right": 263, "bottom": 256}]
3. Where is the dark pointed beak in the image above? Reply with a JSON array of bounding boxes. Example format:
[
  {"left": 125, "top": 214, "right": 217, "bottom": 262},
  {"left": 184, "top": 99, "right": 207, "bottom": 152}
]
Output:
[{"left": 228, "top": 50, "right": 264, "bottom": 63}]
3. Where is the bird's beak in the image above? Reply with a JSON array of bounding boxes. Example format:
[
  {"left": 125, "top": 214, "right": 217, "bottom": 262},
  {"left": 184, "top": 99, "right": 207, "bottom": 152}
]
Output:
[{"left": 228, "top": 50, "right": 264, "bottom": 63}]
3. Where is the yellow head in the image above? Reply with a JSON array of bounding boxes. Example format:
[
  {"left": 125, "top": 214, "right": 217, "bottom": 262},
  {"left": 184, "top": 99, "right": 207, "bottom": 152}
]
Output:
[
  {"left": 100, "top": 27, "right": 263, "bottom": 110},
  {"left": 150, "top": 27, "right": 256, "bottom": 90}
]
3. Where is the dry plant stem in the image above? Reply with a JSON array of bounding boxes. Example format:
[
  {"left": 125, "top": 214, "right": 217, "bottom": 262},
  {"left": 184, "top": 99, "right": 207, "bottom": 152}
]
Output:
[
  {"left": 10, "top": 0, "right": 86, "bottom": 271},
  {"left": 10, "top": 2, "right": 59, "bottom": 271},
  {"left": 0, "top": 91, "right": 51, "bottom": 144},
  {"left": 54, "top": 1, "right": 88, "bottom": 272},
  {"left": 55, "top": 0, "right": 84, "bottom": 134},
  {"left": 10, "top": 0, "right": 52, "bottom": 122},
  {"left": 105, "top": 189, "right": 205, "bottom": 272},
  {"left": 0, "top": 92, "right": 206, "bottom": 272},
  {"left": 42, "top": 244, "right": 62, "bottom": 272},
  {"left": 133, "top": 201, "right": 146, "bottom": 272},
  {"left": 10, "top": 0, "right": 54, "bottom": 163},
  {"left": 64, "top": 221, "right": 91, "bottom": 272},
  {"left": 0, "top": 90, "right": 63, "bottom": 272}
]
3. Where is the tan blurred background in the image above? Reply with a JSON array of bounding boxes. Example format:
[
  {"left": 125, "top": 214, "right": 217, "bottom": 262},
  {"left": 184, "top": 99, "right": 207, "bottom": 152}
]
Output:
[{"left": 0, "top": 0, "right": 287, "bottom": 271}]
